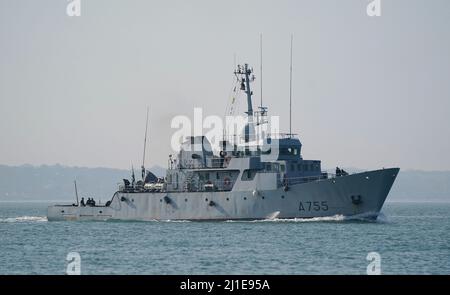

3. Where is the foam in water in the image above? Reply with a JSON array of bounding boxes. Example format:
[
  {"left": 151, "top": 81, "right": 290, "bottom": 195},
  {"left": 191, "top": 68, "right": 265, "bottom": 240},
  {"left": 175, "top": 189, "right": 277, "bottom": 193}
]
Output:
[
  {"left": 225, "top": 212, "right": 386, "bottom": 223},
  {"left": 0, "top": 216, "right": 48, "bottom": 223},
  {"left": 260, "top": 215, "right": 346, "bottom": 223}
]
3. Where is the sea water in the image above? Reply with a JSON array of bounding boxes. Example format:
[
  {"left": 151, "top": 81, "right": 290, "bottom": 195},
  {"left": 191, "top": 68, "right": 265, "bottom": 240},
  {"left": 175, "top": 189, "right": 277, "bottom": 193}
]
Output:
[{"left": 0, "top": 201, "right": 449, "bottom": 274}]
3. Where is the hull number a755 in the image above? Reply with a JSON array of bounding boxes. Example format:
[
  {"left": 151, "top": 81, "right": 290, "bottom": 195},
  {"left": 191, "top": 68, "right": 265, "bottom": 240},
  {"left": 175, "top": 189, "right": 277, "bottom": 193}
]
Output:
[{"left": 299, "top": 201, "right": 329, "bottom": 211}]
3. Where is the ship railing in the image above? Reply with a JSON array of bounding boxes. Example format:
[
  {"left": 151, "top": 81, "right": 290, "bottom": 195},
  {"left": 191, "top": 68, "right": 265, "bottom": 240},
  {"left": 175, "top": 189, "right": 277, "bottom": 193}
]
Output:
[
  {"left": 182, "top": 179, "right": 235, "bottom": 192},
  {"left": 266, "top": 133, "right": 299, "bottom": 139},
  {"left": 221, "top": 133, "right": 299, "bottom": 143},
  {"left": 282, "top": 173, "right": 336, "bottom": 185},
  {"left": 170, "top": 154, "right": 261, "bottom": 170}
]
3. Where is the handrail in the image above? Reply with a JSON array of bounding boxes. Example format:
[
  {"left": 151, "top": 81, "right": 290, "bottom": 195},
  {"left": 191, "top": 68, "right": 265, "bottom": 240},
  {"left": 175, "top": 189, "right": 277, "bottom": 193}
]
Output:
[
  {"left": 282, "top": 173, "right": 334, "bottom": 185},
  {"left": 221, "top": 132, "right": 299, "bottom": 141}
]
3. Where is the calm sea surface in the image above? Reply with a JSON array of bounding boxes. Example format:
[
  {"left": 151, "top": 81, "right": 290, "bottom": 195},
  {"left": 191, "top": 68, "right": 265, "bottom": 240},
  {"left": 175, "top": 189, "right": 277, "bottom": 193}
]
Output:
[{"left": 0, "top": 201, "right": 449, "bottom": 274}]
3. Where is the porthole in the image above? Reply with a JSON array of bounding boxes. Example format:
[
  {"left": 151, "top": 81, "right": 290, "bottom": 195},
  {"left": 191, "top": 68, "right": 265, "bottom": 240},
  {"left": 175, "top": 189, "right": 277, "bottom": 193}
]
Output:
[
  {"left": 185, "top": 198, "right": 188, "bottom": 202},
  {"left": 132, "top": 199, "right": 134, "bottom": 202},
  {"left": 205, "top": 198, "right": 208, "bottom": 202},
  {"left": 226, "top": 198, "right": 229, "bottom": 201},
  {"left": 99, "top": 211, "right": 102, "bottom": 214},
  {"left": 262, "top": 196, "right": 265, "bottom": 199},
  {"left": 281, "top": 195, "right": 285, "bottom": 199},
  {"left": 61, "top": 210, "right": 64, "bottom": 213},
  {"left": 160, "top": 199, "right": 162, "bottom": 202},
  {"left": 244, "top": 197, "right": 247, "bottom": 200}
]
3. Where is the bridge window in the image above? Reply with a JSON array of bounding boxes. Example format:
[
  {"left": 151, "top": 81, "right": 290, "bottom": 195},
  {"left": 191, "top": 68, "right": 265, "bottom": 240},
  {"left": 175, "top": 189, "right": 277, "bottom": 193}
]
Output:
[
  {"left": 273, "top": 163, "right": 279, "bottom": 171},
  {"left": 280, "top": 147, "right": 300, "bottom": 156},
  {"left": 280, "top": 164, "right": 286, "bottom": 172},
  {"left": 262, "top": 148, "right": 271, "bottom": 155},
  {"left": 241, "top": 169, "right": 256, "bottom": 181}
]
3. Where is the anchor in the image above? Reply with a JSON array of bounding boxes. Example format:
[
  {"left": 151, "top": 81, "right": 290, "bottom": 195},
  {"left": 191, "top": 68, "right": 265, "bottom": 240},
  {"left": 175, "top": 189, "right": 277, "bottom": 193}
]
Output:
[{"left": 351, "top": 195, "right": 362, "bottom": 205}]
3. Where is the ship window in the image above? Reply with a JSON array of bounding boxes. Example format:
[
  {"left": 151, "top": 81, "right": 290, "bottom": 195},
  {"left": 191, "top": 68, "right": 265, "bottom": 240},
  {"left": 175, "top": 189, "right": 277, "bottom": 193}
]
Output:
[
  {"left": 216, "top": 172, "right": 220, "bottom": 179},
  {"left": 200, "top": 173, "right": 209, "bottom": 181},
  {"left": 273, "top": 163, "right": 279, "bottom": 171},
  {"left": 280, "top": 164, "right": 286, "bottom": 172},
  {"left": 280, "top": 147, "right": 300, "bottom": 156},
  {"left": 297, "top": 164, "right": 302, "bottom": 171},
  {"left": 304, "top": 164, "right": 309, "bottom": 171},
  {"left": 262, "top": 148, "right": 271, "bottom": 155},
  {"left": 241, "top": 169, "right": 256, "bottom": 181},
  {"left": 290, "top": 164, "right": 295, "bottom": 171},
  {"left": 266, "top": 164, "right": 271, "bottom": 171}
]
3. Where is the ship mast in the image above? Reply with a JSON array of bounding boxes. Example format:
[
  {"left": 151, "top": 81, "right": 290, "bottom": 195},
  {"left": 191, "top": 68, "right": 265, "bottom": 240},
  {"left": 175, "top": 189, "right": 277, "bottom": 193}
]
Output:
[
  {"left": 289, "top": 34, "right": 293, "bottom": 138},
  {"left": 141, "top": 107, "right": 149, "bottom": 181},
  {"left": 234, "top": 64, "right": 255, "bottom": 143},
  {"left": 257, "top": 35, "right": 268, "bottom": 127}
]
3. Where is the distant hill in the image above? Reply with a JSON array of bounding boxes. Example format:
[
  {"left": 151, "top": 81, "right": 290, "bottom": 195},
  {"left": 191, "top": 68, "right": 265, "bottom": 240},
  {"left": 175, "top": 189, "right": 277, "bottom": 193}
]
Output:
[
  {"left": 388, "top": 170, "right": 450, "bottom": 202},
  {"left": 0, "top": 164, "right": 448, "bottom": 202},
  {"left": 0, "top": 164, "right": 166, "bottom": 202}
]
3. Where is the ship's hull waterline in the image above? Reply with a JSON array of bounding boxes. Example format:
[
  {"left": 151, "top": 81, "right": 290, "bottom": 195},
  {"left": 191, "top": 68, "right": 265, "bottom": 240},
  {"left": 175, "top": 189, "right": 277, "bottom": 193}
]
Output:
[{"left": 47, "top": 168, "right": 399, "bottom": 221}]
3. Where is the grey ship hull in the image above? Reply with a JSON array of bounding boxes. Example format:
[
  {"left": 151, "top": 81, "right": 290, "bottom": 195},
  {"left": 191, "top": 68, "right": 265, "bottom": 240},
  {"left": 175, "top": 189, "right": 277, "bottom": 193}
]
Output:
[{"left": 47, "top": 168, "right": 399, "bottom": 221}]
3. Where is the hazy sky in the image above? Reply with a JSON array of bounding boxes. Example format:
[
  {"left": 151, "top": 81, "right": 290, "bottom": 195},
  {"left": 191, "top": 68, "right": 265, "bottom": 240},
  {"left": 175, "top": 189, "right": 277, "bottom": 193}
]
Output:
[{"left": 1, "top": 0, "right": 449, "bottom": 171}]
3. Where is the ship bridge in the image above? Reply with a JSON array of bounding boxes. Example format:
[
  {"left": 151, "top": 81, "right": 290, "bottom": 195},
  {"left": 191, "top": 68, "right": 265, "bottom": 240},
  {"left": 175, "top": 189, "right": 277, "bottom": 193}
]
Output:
[{"left": 258, "top": 134, "right": 302, "bottom": 162}]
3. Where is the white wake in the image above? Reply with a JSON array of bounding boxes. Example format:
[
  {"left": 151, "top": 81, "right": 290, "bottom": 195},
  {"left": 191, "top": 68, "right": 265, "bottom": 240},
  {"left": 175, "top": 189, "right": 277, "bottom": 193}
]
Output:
[{"left": 0, "top": 216, "right": 48, "bottom": 223}]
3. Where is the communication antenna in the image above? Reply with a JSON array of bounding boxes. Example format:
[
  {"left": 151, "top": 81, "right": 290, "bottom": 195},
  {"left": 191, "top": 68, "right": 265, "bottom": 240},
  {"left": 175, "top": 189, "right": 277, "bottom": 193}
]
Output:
[
  {"left": 131, "top": 164, "right": 135, "bottom": 186},
  {"left": 260, "top": 33, "right": 263, "bottom": 108},
  {"left": 74, "top": 180, "right": 79, "bottom": 206},
  {"left": 141, "top": 107, "right": 149, "bottom": 181},
  {"left": 289, "top": 34, "right": 293, "bottom": 137}
]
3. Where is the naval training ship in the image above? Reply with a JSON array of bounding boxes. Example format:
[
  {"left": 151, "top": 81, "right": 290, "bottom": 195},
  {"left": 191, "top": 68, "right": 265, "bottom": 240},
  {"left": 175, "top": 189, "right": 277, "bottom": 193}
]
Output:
[{"left": 47, "top": 63, "right": 399, "bottom": 221}]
